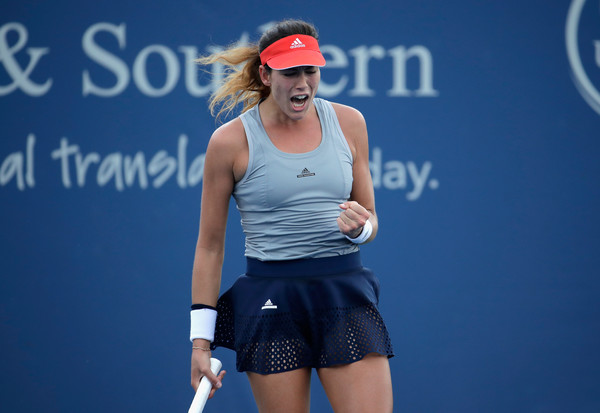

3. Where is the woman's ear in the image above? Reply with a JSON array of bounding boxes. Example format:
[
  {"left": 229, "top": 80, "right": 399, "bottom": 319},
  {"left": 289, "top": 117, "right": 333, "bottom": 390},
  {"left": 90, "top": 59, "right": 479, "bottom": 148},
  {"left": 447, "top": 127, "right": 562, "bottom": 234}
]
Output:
[{"left": 259, "top": 65, "right": 272, "bottom": 87}]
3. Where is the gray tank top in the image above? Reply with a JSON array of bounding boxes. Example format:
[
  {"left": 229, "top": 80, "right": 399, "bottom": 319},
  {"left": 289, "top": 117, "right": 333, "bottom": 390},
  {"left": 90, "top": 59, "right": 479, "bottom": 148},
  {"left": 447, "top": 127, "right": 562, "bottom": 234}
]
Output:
[{"left": 234, "top": 98, "right": 358, "bottom": 260}]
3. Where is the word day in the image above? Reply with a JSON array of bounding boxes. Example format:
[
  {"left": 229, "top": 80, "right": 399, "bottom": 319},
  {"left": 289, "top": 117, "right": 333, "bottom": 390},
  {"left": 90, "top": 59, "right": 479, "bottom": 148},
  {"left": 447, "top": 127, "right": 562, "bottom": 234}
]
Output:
[{"left": 370, "top": 147, "right": 439, "bottom": 201}]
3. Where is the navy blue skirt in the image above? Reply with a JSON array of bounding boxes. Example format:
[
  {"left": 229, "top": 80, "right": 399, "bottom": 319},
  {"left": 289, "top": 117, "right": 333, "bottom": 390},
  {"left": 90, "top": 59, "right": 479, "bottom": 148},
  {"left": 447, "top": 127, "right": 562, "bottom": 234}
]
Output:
[{"left": 211, "top": 252, "right": 394, "bottom": 374}]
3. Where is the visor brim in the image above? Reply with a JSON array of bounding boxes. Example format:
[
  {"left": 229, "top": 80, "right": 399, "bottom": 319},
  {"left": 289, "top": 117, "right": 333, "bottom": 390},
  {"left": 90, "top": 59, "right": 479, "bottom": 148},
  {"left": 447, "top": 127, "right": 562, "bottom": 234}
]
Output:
[{"left": 265, "top": 50, "right": 326, "bottom": 70}]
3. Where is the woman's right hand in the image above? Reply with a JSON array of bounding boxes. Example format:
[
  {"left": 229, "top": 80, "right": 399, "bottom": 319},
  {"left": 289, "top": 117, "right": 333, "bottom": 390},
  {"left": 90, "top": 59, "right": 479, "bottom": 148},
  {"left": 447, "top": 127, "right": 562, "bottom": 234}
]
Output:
[{"left": 190, "top": 339, "right": 225, "bottom": 398}]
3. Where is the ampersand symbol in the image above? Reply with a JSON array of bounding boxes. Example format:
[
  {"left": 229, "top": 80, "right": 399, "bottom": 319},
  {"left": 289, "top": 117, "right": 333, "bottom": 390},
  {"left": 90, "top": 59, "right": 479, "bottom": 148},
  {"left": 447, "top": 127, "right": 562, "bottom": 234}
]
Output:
[{"left": 0, "top": 22, "right": 52, "bottom": 96}]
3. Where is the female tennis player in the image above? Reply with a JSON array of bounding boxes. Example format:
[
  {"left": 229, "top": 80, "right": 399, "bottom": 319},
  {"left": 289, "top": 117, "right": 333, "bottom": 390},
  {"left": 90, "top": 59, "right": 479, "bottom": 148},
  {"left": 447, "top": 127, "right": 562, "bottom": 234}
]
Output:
[{"left": 189, "top": 19, "right": 394, "bottom": 412}]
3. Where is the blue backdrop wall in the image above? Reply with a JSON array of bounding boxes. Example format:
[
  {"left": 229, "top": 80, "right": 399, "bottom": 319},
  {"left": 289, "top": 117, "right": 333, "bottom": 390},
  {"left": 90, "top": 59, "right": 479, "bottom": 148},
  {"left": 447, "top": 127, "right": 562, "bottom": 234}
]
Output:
[{"left": 2, "top": 1, "right": 599, "bottom": 412}]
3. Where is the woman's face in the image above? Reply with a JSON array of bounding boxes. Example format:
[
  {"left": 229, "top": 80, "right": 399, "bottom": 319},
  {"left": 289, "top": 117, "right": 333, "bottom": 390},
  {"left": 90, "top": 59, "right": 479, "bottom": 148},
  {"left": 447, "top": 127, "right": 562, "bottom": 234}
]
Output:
[{"left": 261, "top": 66, "right": 321, "bottom": 120}]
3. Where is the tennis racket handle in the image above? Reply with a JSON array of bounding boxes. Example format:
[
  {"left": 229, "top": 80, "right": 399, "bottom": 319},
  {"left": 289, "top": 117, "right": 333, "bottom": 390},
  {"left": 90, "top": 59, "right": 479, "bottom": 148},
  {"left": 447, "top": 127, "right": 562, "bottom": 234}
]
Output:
[{"left": 188, "top": 358, "right": 222, "bottom": 413}]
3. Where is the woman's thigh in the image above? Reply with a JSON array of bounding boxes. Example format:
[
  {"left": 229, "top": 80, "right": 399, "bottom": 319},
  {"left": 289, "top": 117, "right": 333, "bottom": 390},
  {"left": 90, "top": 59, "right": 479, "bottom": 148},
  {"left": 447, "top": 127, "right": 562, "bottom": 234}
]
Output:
[
  {"left": 317, "top": 353, "right": 393, "bottom": 413},
  {"left": 247, "top": 368, "right": 312, "bottom": 413}
]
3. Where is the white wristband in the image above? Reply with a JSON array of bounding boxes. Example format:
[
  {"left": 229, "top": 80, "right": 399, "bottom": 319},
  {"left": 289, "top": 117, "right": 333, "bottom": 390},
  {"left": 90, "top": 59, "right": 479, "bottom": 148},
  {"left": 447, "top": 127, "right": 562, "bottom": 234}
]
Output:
[
  {"left": 190, "top": 308, "right": 217, "bottom": 343},
  {"left": 345, "top": 219, "right": 373, "bottom": 244}
]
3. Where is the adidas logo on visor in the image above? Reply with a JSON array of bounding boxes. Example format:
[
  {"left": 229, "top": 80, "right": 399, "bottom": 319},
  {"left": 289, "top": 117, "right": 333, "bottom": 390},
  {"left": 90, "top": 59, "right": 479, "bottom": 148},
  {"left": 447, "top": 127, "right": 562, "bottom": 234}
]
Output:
[{"left": 290, "top": 38, "right": 306, "bottom": 49}]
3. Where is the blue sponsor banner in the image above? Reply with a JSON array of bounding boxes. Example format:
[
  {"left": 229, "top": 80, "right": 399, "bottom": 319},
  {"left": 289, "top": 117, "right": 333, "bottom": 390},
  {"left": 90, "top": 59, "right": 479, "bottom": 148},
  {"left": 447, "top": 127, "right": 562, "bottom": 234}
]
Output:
[{"left": 1, "top": 0, "right": 599, "bottom": 411}]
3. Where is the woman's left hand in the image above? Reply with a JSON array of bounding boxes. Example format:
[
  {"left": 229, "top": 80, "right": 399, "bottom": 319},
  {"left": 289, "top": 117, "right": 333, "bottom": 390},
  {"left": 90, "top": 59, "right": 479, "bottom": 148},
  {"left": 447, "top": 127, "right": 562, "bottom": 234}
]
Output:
[{"left": 337, "top": 201, "right": 371, "bottom": 239}]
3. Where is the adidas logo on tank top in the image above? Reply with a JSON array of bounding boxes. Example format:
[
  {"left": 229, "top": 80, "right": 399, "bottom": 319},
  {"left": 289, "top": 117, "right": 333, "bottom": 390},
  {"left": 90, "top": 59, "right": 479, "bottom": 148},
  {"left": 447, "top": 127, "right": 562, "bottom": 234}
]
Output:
[{"left": 297, "top": 167, "right": 316, "bottom": 178}]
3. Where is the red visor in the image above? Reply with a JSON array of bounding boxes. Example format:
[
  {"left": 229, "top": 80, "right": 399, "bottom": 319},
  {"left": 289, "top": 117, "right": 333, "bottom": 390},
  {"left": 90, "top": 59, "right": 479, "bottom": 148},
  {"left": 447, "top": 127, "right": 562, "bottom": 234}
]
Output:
[{"left": 260, "top": 34, "right": 326, "bottom": 70}]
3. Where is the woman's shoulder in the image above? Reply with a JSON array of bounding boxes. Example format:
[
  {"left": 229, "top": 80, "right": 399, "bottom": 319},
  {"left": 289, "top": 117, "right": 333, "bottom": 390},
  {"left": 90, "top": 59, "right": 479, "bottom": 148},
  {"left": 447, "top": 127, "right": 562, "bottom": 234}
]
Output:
[
  {"left": 209, "top": 117, "right": 245, "bottom": 147},
  {"left": 328, "top": 101, "right": 366, "bottom": 127},
  {"left": 327, "top": 101, "right": 367, "bottom": 142},
  {"left": 205, "top": 117, "right": 248, "bottom": 161},
  {"left": 205, "top": 117, "right": 249, "bottom": 181}
]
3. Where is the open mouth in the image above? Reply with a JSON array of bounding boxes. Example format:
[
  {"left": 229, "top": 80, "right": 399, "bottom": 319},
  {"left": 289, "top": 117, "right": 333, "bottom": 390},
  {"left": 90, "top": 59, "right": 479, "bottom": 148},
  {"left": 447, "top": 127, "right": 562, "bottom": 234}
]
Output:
[{"left": 291, "top": 94, "right": 308, "bottom": 108}]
